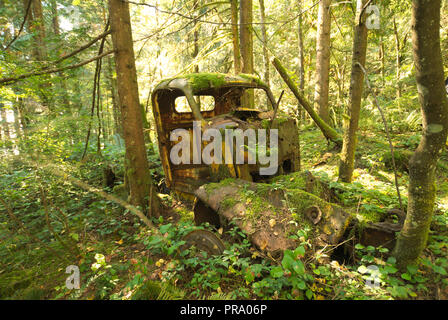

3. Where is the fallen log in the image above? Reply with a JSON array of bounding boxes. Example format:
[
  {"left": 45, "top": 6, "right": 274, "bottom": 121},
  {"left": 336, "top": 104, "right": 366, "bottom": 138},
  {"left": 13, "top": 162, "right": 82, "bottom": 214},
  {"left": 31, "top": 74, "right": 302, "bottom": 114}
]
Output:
[{"left": 272, "top": 57, "right": 342, "bottom": 147}]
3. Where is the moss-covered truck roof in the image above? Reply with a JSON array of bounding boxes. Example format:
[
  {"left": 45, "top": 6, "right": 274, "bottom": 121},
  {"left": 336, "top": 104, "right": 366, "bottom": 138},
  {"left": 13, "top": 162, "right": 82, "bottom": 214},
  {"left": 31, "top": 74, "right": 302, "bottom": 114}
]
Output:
[
  {"left": 152, "top": 72, "right": 268, "bottom": 94},
  {"left": 152, "top": 72, "right": 276, "bottom": 122}
]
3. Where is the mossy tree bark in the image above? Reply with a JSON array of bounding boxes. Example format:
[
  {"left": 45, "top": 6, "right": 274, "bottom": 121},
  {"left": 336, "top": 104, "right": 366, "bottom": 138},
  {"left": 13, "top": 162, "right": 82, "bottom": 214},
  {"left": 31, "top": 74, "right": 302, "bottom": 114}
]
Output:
[
  {"left": 393, "top": 0, "right": 448, "bottom": 268},
  {"left": 272, "top": 57, "right": 342, "bottom": 146},
  {"left": 108, "top": 0, "right": 160, "bottom": 216},
  {"left": 338, "top": 0, "right": 369, "bottom": 183},
  {"left": 313, "top": 0, "right": 332, "bottom": 125}
]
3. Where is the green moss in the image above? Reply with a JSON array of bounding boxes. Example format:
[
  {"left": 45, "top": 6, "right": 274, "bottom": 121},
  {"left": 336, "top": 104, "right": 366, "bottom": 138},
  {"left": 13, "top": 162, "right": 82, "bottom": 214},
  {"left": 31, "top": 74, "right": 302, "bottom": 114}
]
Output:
[
  {"left": 273, "top": 116, "right": 290, "bottom": 126},
  {"left": 238, "top": 73, "right": 266, "bottom": 87},
  {"left": 203, "top": 177, "right": 237, "bottom": 195},
  {"left": 184, "top": 73, "right": 227, "bottom": 91},
  {"left": 286, "top": 189, "right": 333, "bottom": 219},
  {"left": 237, "top": 182, "right": 280, "bottom": 220},
  {"left": 221, "top": 197, "right": 238, "bottom": 211}
]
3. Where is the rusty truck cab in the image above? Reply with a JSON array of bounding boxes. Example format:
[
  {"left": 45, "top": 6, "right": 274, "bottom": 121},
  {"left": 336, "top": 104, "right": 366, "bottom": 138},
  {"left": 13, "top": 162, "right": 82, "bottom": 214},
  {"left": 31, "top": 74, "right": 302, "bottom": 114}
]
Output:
[{"left": 151, "top": 73, "right": 298, "bottom": 199}]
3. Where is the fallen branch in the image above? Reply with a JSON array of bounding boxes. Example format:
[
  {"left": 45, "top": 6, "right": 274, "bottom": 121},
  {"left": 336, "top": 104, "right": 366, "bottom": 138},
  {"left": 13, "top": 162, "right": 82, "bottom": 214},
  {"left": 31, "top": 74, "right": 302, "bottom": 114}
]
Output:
[
  {"left": 0, "top": 50, "right": 115, "bottom": 85},
  {"left": 38, "top": 163, "right": 155, "bottom": 230},
  {"left": 272, "top": 57, "right": 342, "bottom": 146}
]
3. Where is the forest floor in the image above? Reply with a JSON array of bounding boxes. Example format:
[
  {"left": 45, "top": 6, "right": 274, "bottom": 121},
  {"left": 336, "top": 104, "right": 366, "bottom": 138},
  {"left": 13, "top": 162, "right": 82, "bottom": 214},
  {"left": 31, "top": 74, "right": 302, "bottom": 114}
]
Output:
[{"left": 0, "top": 122, "right": 447, "bottom": 300}]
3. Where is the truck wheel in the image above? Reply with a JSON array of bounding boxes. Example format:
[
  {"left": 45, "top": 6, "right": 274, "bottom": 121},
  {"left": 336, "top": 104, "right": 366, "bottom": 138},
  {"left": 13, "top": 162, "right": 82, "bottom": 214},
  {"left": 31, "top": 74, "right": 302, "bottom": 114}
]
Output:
[{"left": 182, "top": 229, "right": 225, "bottom": 256}]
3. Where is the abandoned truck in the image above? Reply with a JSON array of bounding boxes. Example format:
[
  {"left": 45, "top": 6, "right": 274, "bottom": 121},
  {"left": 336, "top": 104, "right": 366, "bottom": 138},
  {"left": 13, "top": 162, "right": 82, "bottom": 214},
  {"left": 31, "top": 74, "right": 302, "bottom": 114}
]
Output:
[
  {"left": 151, "top": 73, "right": 300, "bottom": 199},
  {"left": 151, "top": 73, "right": 353, "bottom": 257}
]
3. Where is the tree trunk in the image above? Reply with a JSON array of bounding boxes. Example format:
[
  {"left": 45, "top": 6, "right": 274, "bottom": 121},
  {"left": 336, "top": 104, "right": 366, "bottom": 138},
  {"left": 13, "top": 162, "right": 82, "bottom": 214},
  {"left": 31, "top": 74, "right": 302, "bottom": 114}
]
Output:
[
  {"left": 51, "top": 0, "right": 60, "bottom": 36},
  {"left": 313, "top": 0, "right": 332, "bottom": 125},
  {"left": 230, "top": 0, "right": 241, "bottom": 74},
  {"left": 296, "top": 0, "right": 305, "bottom": 123},
  {"left": 192, "top": 0, "right": 200, "bottom": 73},
  {"left": 28, "top": 0, "right": 47, "bottom": 62},
  {"left": 24, "top": 0, "right": 52, "bottom": 109},
  {"left": 379, "top": 37, "right": 385, "bottom": 85},
  {"left": 239, "top": 0, "right": 254, "bottom": 107},
  {"left": 258, "top": 0, "right": 269, "bottom": 87},
  {"left": 51, "top": 0, "right": 71, "bottom": 111},
  {"left": 106, "top": 57, "right": 123, "bottom": 138},
  {"left": 393, "top": 0, "right": 448, "bottom": 268},
  {"left": 338, "top": 0, "right": 369, "bottom": 183},
  {"left": 108, "top": 0, "right": 160, "bottom": 216},
  {"left": 393, "top": 17, "right": 402, "bottom": 100},
  {"left": 297, "top": 0, "right": 305, "bottom": 90}
]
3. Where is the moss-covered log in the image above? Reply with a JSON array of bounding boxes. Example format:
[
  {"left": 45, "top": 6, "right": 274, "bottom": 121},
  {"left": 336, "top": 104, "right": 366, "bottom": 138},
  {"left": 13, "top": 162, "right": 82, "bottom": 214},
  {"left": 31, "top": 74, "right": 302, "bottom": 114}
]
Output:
[{"left": 272, "top": 57, "right": 342, "bottom": 147}]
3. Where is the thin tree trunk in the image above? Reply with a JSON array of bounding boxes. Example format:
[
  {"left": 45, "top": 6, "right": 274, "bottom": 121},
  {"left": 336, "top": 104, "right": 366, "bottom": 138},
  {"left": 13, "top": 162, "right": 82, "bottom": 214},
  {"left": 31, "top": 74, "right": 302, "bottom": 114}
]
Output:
[
  {"left": 50, "top": 0, "right": 71, "bottom": 111},
  {"left": 258, "top": 0, "right": 269, "bottom": 87},
  {"left": 307, "top": 51, "right": 313, "bottom": 119},
  {"left": 313, "top": 0, "right": 332, "bottom": 125},
  {"left": 338, "top": 0, "right": 369, "bottom": 183},
  {"left": 393, "top": 17, "right": 402, "bottom": 100},
  {"left": 393, "top": 0, "right": 448, "bottom": 268},
  {"left": 23, "top": 0, "right": 52, "bottom": 109},
  {"left": 379, "top": 37, "right": 385, "bottom": 85},
  {"left": 230, "top": 0, "right": 241, "bottom": 74},
  {"left": 192, "top": 0, "right": 200, "bottom": 73},
  {"left": 108, "top": 0, "right": 160, "bottom": 216},
  {"left": 31, "top": 0, "right": 47, "bottom": 61},
  {"left": 239, "top": 0, "right": 254, "bottom": 108},
  {"left": 297, "top": 0, "right": 305, "bottom": 92},
  {"left": 296, "top": 0, "right": 305, "bottom": 122},
  {"left": 107, "top": 57, "right": 123, "bottom": 137}
]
